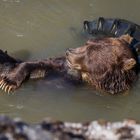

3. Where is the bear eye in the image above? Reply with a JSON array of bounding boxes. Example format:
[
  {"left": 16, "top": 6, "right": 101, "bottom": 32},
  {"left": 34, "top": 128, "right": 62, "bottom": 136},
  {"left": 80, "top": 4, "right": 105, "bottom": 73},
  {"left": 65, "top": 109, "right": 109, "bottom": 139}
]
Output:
[{"left": 86, "top": 45, "right": 97, "bottom": 55}]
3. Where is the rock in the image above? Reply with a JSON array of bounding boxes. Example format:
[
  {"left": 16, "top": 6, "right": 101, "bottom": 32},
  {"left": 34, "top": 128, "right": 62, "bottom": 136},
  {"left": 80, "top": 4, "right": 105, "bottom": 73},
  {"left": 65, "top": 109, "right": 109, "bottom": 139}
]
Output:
[{"left": 0, "top": 116, "right": 139, "bottom": 140}]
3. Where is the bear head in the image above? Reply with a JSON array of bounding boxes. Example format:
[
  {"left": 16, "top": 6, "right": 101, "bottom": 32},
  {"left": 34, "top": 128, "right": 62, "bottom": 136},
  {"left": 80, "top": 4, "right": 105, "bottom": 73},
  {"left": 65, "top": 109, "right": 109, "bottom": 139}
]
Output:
[{"left": 66, "top": 35, "right": 138, "bottom": 94}]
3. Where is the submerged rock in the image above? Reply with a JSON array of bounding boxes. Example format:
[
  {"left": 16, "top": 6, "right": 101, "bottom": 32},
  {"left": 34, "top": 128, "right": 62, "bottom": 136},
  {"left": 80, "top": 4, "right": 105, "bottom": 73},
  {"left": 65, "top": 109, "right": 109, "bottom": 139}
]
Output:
[{"left": 0, "top": 116, "right": 139, "bottom": 140}]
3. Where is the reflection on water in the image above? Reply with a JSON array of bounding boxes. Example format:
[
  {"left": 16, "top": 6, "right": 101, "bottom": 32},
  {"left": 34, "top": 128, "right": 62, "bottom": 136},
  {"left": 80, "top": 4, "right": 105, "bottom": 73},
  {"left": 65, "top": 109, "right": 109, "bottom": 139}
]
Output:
[{"left": 0, "top": 0, "right": 140, "bottom": 123}]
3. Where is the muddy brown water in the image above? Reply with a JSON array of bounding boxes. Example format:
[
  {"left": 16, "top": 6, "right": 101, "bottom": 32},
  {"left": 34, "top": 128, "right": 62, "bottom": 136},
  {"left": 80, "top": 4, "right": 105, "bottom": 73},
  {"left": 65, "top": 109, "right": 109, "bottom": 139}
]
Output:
[{"left": 0, "top": 0, "right": 140, "bottom": 123}]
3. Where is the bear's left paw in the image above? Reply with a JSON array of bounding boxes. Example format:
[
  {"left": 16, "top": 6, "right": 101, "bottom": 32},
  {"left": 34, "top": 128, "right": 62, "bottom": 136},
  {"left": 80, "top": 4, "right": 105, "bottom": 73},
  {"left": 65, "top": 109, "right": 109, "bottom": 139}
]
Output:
[{"left": 0, "top": 75, "right": 19, "bottom": 93}]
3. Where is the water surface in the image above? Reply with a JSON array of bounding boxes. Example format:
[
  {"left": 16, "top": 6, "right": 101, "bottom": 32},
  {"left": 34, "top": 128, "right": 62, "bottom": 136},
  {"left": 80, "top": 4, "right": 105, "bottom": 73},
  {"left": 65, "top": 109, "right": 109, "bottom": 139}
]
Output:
[{"left": 0, "top": 0, "right": 140, "bottom": 123}]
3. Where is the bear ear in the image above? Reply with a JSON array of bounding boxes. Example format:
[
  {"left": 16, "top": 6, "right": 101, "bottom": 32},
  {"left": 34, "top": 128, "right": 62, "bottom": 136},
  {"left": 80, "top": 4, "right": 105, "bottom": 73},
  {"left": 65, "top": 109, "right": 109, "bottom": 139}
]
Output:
[
  {"left": 119, "top": 34, "right": 133, "bottom": 44},
  {"left": 123, "top": 58, "right": 136, "bottom": 71}
]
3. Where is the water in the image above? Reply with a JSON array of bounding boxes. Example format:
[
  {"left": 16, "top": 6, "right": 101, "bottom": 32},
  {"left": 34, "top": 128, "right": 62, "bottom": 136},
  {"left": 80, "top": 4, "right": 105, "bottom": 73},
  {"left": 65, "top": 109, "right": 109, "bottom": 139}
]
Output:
[{"left": 0, "top": 0, "right": 140, "bottom": 123}]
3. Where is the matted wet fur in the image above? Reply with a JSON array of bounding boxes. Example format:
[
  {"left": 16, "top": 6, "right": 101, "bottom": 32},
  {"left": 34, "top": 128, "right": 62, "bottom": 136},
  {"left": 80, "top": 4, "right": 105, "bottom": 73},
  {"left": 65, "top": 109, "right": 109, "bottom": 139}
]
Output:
[
  {"left": 66, "top": 34, "right": 138, "bottom": 94},
  {"left": 0, "top": 34, "right": 138, "bottom": 94}
]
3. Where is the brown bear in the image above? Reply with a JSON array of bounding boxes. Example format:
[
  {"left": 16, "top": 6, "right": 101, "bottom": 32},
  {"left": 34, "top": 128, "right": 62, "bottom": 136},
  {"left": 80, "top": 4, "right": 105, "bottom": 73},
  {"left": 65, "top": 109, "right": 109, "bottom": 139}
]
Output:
[
  {"left": 0, "top": 35, "right": 138, "bottom": 94},
  {"left": 66, "top": 34, "right": 138, "bottom": 94}
]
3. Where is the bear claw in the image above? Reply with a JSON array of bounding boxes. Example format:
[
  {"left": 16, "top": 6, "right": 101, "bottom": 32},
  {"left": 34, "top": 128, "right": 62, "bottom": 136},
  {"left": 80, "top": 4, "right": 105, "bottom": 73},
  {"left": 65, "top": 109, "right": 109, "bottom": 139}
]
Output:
[{"left": 0, "top": 78, "right": 16, "bottom": 93}]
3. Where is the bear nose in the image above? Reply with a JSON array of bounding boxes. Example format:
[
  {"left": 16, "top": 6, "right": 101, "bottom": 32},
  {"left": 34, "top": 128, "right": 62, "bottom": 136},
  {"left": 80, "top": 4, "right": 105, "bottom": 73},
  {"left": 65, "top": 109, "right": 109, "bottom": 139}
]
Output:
[
  {"left": 66, "top": 51, "right": 69, "bottom": 56},
  {"left": 66, "top": 49, "right": 70, "bottom": 56},
  {"left": 66, "top": 48, "right": 74, "bottom": 56},
  {"left": 67, "top": 48, "right": 75, "bottom": 53},
  {"left": 66, "top": 48, "right": 75, "bottom": 56},
  {"left": 69, "top": 48, "right": 74, "bottom": 51}
]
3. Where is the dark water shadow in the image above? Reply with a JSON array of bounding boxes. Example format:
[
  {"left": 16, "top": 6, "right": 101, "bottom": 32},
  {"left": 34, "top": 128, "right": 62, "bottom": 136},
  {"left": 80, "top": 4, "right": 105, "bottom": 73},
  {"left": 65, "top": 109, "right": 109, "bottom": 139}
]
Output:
[{"left": 10, "top": 50, "right": 31, "bottom": 61}]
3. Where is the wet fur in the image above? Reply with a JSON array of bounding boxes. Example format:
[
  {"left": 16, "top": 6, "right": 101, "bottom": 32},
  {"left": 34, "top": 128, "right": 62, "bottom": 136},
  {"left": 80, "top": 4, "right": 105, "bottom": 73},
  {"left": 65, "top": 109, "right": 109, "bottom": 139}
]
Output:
[
  {"left": 0, "top": 17, "right": 140, "bottom": 94},
  {"left": 66, "top": 35, "right": 138, "bottom": 94}
]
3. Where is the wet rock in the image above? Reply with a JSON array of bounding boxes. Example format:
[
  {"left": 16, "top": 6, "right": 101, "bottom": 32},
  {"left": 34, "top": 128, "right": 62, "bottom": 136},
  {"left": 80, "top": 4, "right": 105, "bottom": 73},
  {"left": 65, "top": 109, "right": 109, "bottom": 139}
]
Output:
[{"left": 0, "top": 116, "right": 139, "bottom": 140}]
